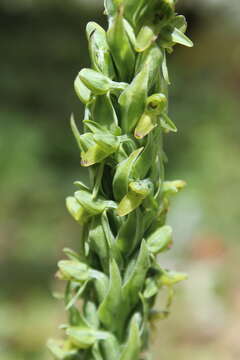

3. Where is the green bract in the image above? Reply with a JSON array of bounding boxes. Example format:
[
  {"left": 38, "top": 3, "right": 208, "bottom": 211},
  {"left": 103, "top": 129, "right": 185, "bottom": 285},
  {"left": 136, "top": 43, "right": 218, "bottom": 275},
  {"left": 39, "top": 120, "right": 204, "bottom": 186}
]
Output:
[
  {"left": 49, "top": 1, "right": 192, "bottom": 360},
  {"left": 86, "top": 22, "right": 115, "bottom": 79},
  {"left": 107, "top": 6, "right": 136, "bottom": 82}
]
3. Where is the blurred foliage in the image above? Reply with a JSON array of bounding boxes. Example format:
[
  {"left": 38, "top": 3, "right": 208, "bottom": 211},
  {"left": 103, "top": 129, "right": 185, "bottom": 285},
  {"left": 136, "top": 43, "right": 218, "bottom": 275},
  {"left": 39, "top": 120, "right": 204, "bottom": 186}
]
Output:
[{"left": 0, "top": 0, "right": 239, "bottom": 359}]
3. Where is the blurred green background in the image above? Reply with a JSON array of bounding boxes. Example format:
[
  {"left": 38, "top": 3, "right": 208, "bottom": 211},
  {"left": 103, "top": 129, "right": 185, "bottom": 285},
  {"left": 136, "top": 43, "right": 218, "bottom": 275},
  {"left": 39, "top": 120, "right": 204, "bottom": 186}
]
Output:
[{"left": 1, "top": 0, "right": 239, "bottom": 359}]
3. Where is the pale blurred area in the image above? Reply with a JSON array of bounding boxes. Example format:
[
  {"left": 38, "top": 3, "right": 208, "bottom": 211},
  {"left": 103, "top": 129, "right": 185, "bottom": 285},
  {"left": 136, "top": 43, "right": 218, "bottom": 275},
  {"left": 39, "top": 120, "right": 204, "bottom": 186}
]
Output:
[{"left": 0, "top": 1, "right": 239, "bottom": 359}]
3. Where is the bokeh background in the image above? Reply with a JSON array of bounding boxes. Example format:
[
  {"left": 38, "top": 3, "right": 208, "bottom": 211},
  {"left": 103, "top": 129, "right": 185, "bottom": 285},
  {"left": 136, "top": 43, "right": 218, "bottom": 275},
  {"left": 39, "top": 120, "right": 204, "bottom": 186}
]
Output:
[{"left": 1, "top": 0, "right": 239, "bottom": 359}]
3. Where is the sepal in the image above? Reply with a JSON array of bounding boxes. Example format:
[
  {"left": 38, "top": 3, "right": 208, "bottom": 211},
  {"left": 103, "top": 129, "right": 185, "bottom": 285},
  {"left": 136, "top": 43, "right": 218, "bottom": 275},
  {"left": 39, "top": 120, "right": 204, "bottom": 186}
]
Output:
[
  {"left": 47, "top": 339, "right": 77, "bottom": 360},
  {"left": 163, "top": 180, "right": 186, "bottom": 196},
  {"left": 79, "top": 68, "right": 127, "bottom": 95},
  {"left": 66, "top": 196, "right": 90, "bottom": 224},
  {"left": 160, "top": 112, "right": 177, "bottom": 133},
  {"left": 75, "top": 189, "right": 117, "bottom": 216},
  {"left": 117, "top": 179, "right": 153, "bottom": 216},
  {"left": 146, "top": 225, "right": 173, "bottom": 254},
  {"left": 74, "top": 76, "right": 91, "bottom": 104},
  {"left": 158, "top": 270, "right": 188, "bottom": 286},
  {"left": 66, "top": 326, "right": 110, "bottom": 349}
]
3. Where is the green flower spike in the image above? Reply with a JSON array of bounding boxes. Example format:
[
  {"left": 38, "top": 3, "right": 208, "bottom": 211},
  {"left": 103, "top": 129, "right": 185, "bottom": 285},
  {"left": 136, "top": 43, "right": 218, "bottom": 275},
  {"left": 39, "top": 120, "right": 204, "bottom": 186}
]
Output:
[{"left": 49, "top": 1, "right": 193, "bottom": 360}]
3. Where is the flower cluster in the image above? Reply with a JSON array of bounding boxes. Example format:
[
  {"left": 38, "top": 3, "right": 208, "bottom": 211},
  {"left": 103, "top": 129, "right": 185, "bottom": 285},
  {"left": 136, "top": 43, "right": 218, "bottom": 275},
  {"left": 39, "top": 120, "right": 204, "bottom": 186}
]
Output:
[{"left": 48, "top": 1, "right": 192, "bottom": 359}]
